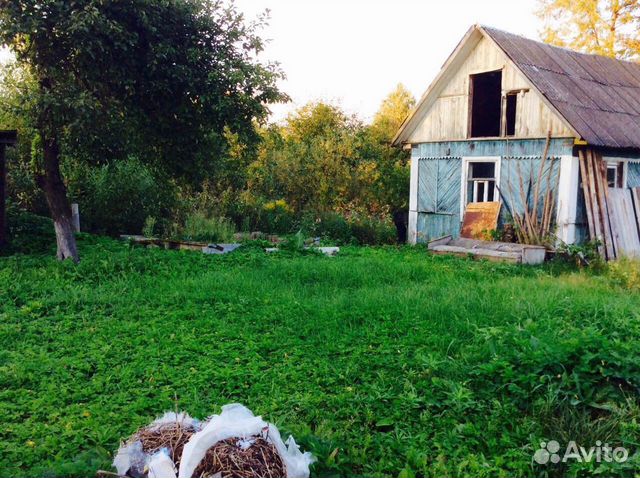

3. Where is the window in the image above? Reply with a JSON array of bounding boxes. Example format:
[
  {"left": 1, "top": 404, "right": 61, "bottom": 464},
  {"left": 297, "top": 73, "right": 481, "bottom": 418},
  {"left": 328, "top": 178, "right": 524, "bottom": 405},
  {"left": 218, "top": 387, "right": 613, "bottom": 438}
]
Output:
[
  {"left": 469, "top": 70, "right": 502, "bottom": 138},
  {"left": 607, "top": 161, "right": 625, "bottom": 188},
  {"left": 505, "top": 92, "right": 517, "bottom": 136},
  {"left": 466, "top": 161, "right": 497, "bottom": 203}
]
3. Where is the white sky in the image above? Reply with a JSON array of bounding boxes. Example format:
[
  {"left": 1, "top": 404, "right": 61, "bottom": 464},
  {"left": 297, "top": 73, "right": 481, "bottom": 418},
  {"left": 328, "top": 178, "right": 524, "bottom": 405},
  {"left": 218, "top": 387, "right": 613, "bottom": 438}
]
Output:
[{"left": 235, "top": 0, "right": 542, "bottom": 123}]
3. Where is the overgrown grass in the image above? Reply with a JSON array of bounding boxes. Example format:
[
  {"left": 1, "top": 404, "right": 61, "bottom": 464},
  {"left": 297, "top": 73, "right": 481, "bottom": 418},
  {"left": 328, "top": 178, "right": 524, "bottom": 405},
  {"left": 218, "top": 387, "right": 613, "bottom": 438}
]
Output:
[{"left": 1, "top": 237, "right": 639, "bottom": 477}]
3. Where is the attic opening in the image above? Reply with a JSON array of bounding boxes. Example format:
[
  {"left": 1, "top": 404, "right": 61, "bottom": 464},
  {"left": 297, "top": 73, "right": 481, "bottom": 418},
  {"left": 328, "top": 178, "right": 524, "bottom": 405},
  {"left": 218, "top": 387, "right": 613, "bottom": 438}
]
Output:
[
  {"left": 505, "top": 92, "right": 517, "bottom": 136},
  {"left": 469, "top": 70, "right": 502, "bottom": 138}
]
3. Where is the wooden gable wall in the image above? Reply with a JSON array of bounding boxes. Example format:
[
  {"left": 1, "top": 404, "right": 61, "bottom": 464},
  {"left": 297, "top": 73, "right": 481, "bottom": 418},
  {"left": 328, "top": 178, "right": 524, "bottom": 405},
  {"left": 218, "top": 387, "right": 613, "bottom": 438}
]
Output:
[{"left": 406, "top": 35, "right": 575, "bottom": 144}]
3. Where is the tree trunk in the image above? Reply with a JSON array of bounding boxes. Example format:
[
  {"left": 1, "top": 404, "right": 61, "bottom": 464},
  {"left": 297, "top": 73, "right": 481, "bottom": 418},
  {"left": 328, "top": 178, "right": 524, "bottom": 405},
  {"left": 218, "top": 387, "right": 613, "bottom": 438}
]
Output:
[{"left": 38, "top": 133, "right": 79, "bottom": 262}]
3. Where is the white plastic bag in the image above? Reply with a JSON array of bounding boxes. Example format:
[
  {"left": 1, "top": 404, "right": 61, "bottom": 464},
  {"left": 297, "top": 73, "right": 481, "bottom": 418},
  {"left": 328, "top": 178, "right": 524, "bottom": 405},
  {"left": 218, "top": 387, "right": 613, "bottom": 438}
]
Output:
[
  {"left": 148, "top": 449, "right": 177, "bottom": 478},
  {"left": 178, "top": 403, "right": 314, "bottom": 478}
]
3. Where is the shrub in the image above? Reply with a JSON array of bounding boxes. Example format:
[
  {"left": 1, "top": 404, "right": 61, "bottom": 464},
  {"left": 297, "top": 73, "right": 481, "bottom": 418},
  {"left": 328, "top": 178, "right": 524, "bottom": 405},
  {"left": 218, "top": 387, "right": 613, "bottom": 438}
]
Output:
[
  {"left": 300, "top": 211, "right": 353, "bottom": 244},
  {"left": 142, "top": 216, "right": 157, "bottom": 238},
  {"left": 300, "top": 211, "right": 397, "bottom": 245},
  {"left": 3, "top": 204, "right": 55, "bottom": 255},
  {"left": 349, "top": 214, "right": 396, "bottom": 245},
  {"left": 261, "top": 199, "right": 295, "bottom": 234},
  {"left": 65, "top": 157, "right": 175, "bottom": 236},
  {"left": 608, "top": 258, "right": 640, "bottom": 291},
  {"left": 182, "top": 212, "right": 235, "bottom": 243}
]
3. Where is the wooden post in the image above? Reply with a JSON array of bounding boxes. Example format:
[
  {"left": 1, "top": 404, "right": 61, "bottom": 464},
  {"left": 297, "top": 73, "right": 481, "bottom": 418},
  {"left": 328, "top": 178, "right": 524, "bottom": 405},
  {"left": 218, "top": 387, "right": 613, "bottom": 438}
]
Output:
[
  {"left": 71, "top": 203, "right": 80, "bottom": 232},
  {"left": 0, "top": 144, "right": 6, "bottom": 248}
]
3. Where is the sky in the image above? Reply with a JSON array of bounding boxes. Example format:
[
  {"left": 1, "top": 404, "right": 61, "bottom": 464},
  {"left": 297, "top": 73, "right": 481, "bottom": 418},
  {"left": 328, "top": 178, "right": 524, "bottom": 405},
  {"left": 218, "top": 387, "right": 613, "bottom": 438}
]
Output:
[
  {"left": 234, "top": 0, "right": 542, "bottom": 123},
  {"left": 0, "top": 0, "right": 543, "bottom": 123}
]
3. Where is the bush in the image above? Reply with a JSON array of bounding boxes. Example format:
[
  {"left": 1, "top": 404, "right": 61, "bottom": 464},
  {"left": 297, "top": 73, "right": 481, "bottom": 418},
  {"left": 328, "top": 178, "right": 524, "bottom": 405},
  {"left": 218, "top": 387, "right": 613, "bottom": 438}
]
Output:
[
  {"left": 608, "top": 258, "right": 640, "bottom": 290},
  {"left": 260, "top": 199, "right": 295, "bottom": 234},
  {"left": 3, "top": 205, "right": 55, "bottom": 255},
  {"left": 65, "top": 157, "right": 175, "bottom": 236},
  {"left": 300, "top": 211, "right": 352, "bottom": 244},
  {"left": 349, "top": 214, "right": 396, "bottom": 245},
  {"left": 182, "top": 212, "right": 235, "bottom": 243},
  {"left": 300, "top": 211, "right": 397, "bottom": 245}
]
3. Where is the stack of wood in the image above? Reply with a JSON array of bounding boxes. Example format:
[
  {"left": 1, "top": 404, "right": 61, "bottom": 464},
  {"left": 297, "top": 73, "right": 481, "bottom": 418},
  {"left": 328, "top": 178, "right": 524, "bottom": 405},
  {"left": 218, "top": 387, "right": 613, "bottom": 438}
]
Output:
[
  {"left": 578, "top": 148, "right": 640, "bottom": 260},
  {"left": 502, "top": 134, "right": 559, "bottom": 247}
]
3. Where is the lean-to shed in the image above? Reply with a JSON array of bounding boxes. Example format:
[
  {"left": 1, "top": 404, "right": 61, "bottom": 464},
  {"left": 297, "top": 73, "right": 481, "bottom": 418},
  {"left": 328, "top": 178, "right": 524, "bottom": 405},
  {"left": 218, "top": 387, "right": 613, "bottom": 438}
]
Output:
[{"left": 393, "top": 25, "right": 640, "bottom": 259}]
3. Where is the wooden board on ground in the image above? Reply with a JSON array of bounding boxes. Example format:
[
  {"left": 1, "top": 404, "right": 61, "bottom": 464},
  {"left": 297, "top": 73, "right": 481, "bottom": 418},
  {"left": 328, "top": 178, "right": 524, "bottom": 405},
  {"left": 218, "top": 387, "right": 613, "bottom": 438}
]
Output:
[
  {"left": 608, "top": 189, "right": 640, "bottom": 258},
  {"left": 460, "top": 202, "right": 501, "bottom": 239},
  {"left": 427, "top": 236, "right": 546, "bottom": 264}
]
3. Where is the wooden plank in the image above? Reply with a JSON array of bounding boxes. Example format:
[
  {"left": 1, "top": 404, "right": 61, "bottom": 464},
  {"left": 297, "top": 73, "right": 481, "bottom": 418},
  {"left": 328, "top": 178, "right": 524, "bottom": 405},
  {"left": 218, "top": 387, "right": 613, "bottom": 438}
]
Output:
[
  {"left": 592, "top": 150, "right": 616, "bottom": 260},
  {"left": 429, "top": 245, "right": 522, "bottom": 263},
  {"left": 620, "top": 189, "right": 640, "bottom": 256},
  {"left": 460, "top": 201, "right": 501, "bottom": 239},
  {"left": 584, "top": 150, "right": 605, "bottom": 258},
  {"left": 631, "top": 188, "right": 640, "bottom": 239},
  {"left": 427, "top": 235, "right": 453, "bottom": 249},
  {"left": 596, "top": 151, "right": 618, "bottom": 258},
  {"left": 578, "top": 150, "right": 596, "bottom": 242},
  {"left": 609, "top": 189, "right": 640, "bottom": 257}
]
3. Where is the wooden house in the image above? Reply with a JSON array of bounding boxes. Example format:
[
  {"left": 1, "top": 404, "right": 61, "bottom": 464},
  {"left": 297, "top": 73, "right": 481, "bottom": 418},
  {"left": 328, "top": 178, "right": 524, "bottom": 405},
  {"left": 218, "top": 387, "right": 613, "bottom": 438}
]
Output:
[{"left": 393, "top": 25, "right": 640, "bottom": 259}]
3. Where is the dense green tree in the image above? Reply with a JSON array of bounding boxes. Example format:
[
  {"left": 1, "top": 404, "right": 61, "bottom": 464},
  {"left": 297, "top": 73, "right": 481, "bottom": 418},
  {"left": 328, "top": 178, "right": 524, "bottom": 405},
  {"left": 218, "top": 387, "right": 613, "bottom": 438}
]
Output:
[
  {"left": 246, "top": 87, "right": 415, "bottom": 239},
  {"left": 0, "top": 0, "right": 285, "bottom": 260},
  {"left": 248, "top": 102, "right": 364, "bottom": 213},
  {"left": 369, "top": 83, "right": 416, "bottom": 144}
]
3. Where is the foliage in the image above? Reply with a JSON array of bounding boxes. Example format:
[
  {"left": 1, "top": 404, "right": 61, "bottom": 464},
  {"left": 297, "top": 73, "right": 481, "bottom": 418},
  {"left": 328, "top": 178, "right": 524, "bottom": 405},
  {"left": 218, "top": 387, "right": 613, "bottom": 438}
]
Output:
[
  {"left": 556, "top": 241, "right": 604, "bottom": 269},
  {"left": 537, "top": 0, "right": 640, "bottom": 61},
  {"left": 300, "top": 211, "right": 401, "bottom": 245},
  {"left": 0, "top": 0, "right": 286, "bottom": 173},
  {"left": 260, "top": 199, "right": 295, "bottom": 234},
  {"left": 300, "top": 211, "right": 353, "bottom": 244},
  {"left": 607, "top": 257, "right": 640, "bottom": 291},
  {"left": 0, "top": 0, "right": 286, "bottom": 260},
  {"left": 368, "top": 84, "right": 416, "bottom": 144},
  {"left": 182, "top": 212, "right": 236, "bottom": 243},
  {"left": 248, "top": 104, "right": 365, "bottom": 214},
  {"left": 348, "top": 214, "right": 397, "bottom": 246},
  {"left": 1, "top": 239, "right": 639, "bottom": 477},
  {"left": 64, "top": 157, "right": 174, "bottom": 236},
  {"left": 2, "top": 205, "right": 55, "bottom": 255},
  {"left": 142, "top": 216, "right": 157, "bottom": 239}
]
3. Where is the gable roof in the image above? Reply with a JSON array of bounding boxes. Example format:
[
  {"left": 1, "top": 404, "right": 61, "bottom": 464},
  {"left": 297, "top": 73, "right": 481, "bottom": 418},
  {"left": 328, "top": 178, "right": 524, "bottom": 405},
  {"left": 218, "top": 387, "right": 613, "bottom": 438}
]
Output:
[{"left": 393, "top": 25, "right": 640, "bottom": 150}]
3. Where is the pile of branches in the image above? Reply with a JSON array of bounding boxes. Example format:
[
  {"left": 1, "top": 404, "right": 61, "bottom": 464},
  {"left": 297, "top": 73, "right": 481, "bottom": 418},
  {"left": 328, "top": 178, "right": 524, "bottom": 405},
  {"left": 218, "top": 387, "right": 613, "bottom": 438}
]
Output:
[
  {"left": 193, "top": 436, "right": 285, "bottom": 478},
  {"left": 500, "top": 133, "right": 559, "bottom": 246},
  {"left": 135, "top": 422, "right": 195, "bottom": 469}
]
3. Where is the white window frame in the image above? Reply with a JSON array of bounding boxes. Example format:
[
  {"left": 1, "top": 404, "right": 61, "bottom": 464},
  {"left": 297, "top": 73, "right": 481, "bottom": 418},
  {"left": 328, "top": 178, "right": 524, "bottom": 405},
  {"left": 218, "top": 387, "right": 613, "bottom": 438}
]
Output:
[
  {"left": 460, "top": 156, "right": 501, "bottom": 218},
  {"left": 606, "top": 160, "right": 627, "bottom": 189}
]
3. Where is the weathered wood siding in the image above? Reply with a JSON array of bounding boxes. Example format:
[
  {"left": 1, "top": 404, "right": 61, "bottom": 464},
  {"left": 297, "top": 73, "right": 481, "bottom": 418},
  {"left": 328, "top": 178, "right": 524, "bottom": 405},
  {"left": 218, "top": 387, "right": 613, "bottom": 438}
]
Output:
[
  {"left": 627, "top": 162, "right": 640, "bottom": 188},
  {"left": 407, "top": 36, "right": 574, "bottom": 143},
  {"left": 413, "top": 139, "right": 574, "bottom": 243}
]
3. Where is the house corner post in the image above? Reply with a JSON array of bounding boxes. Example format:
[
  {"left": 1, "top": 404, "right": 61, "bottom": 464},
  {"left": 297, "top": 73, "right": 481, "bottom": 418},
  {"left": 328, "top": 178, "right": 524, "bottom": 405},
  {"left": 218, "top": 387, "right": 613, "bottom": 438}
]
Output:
[
  {"left": 556, "top": 155, "right": 580, "bottom": 245},
  {"left": 408, "top": 146, "right": 419, "bottom": 244}
]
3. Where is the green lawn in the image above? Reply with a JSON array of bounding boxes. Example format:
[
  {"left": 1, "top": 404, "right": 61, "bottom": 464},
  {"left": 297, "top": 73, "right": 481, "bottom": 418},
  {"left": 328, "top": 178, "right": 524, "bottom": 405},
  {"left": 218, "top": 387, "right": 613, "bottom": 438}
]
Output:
[{"left": 1, "top": 237, "right": 639, "bottom": 477}]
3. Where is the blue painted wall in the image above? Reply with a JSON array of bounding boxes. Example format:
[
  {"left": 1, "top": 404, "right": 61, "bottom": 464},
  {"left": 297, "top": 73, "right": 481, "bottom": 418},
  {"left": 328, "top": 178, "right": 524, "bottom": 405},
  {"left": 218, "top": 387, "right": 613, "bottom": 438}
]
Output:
[{"left": 413, "top": 138, "right": 574, "bottom": 243}]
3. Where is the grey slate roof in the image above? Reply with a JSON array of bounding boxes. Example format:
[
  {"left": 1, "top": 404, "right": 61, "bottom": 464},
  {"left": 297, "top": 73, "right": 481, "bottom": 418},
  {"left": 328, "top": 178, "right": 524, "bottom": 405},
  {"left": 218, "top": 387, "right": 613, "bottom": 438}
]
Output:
[{"left": 482, "top": 26, "right": 640, "bottom": 150}]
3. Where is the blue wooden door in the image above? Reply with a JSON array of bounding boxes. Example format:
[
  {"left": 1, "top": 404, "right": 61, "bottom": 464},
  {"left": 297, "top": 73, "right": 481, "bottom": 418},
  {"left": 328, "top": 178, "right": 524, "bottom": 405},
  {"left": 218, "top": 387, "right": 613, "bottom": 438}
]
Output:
[{"left": 416, "top": 158, "right": 461, "bottom": 242}]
